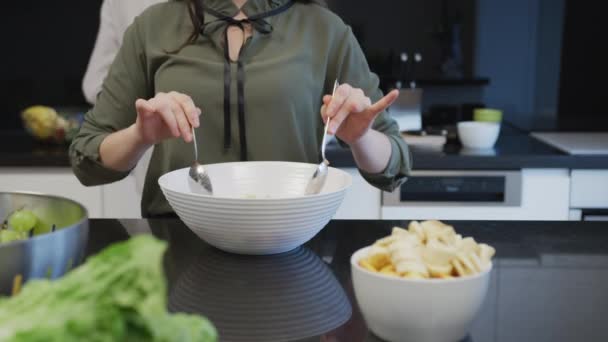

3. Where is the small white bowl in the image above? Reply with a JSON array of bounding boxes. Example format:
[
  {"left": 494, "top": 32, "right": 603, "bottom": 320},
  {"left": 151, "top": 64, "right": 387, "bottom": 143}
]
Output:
[
  {"left": 159, "top": 162, "right": 352, "bottom": 255},
  {"left": 351, "top": 247, "right": 491, "bottom": 342},
  {"left": 457, "top": 121, "right": 500, "bottom": 149}
]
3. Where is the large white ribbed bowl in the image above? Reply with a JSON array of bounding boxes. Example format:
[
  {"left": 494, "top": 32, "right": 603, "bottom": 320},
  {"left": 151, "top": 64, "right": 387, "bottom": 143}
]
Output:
[{"left": 158, "top": 162, "right": 352, "bottom": 255}]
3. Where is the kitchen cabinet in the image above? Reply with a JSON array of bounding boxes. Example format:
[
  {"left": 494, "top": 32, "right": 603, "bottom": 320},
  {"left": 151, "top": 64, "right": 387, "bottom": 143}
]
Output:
[
  {"left": 333, "top": 168, "right": 381, "bottom": 220},
  {"left": 0, "top": 166, "right": 383, "bottom": 220},
  {"left": 0, "top": 168, "right": 103, "bottom": 217},
  {"left": 1, "top": 166, "right": 603, "bottom": 221},
  {"left": 124, "top": 167, "right": 579, "bottom": 221},
  {"left": 100, "top": 175, "right": 141, "bottom": 219},
  {"left": 0, "top": 166, "right": 382, "bottom": 220},
  {"left": 0, "top": 168, "right": 140, "bottom": 219},
  {"left": 496, "top": 265, "right": 608, "bottom": 341}
]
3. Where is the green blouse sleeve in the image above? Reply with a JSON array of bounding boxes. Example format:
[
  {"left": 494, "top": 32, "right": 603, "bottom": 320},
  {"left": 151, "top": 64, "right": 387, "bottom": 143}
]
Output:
[
  {"left": 330, "top": 25, "right": 412, "bottom": 192},
  {"left": 69, "top": 17, "right": 152, "bottom": 186}
]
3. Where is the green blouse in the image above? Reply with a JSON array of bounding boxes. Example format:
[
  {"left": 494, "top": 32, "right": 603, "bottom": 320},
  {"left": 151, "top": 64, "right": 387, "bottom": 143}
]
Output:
[{"left": 69, "top": 0, "right": 412, "bottom": 217}]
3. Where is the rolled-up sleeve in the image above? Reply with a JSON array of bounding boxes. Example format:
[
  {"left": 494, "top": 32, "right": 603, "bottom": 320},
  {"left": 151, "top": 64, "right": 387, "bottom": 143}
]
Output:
[
  {"left": 330, "top": 25, "right": 412, "bottom": 192},
  {"left": 70, "top": 16, "right": 151, "bottom": 186},
  {"left": 359, "top": 120, "right": 412, "bottom": 192}
]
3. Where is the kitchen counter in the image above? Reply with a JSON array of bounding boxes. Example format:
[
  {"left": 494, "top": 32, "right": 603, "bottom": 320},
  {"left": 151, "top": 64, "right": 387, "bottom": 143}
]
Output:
[
  {"left": 87, "top": 219, "right": 608, "bottom": 342},
  {"left": 328, "top": 125, "right": 608, "bottom": 170},
  {"left": 2, "top": 129, "right": 607, "bottom": 170},
  {"left": 0, "top": 131, "right": 70, "bottom": 167}
]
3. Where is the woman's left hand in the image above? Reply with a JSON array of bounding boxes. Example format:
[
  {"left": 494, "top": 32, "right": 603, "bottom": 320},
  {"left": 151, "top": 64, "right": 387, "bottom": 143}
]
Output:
[{"left": 321, "top": 84, "right": 399, "bottom": 145}]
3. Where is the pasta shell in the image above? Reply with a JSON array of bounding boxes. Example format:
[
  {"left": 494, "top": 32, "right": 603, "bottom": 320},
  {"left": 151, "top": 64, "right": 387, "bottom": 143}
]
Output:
[
  {"left": 408, "top": 221, "right": 426, "bottom": 242},
  {"left": 427, "top": 263, "right": 454, "bottom": 278},
  {"left": 395, "top": 260, "right": 429, "bottom": 277},
  {"left": 423, "top": 238, "right": 458, "bottom": 266}
]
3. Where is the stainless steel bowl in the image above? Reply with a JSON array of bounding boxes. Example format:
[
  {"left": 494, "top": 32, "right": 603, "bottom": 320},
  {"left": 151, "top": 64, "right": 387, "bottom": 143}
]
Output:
[{"left": 0, "top": 192, "right": 89, "bottom": 295}]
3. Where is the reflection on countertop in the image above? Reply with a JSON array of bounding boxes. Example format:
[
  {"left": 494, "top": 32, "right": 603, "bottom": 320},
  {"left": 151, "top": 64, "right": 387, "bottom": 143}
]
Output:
[
  {"left": 85, "top": 219, "right": 608, "bottom": 342},
  {"left": 168, "top": 244, "right": 351, "bottom": 342}
]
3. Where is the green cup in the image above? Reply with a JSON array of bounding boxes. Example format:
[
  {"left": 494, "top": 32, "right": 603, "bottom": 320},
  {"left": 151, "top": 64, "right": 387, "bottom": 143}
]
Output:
[{"left": 474, "top": 108, "right": 503, "bottom": 123}]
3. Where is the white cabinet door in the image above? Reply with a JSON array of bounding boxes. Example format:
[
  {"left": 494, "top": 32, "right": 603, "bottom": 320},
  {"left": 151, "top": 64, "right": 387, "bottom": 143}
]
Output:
[
  {"left": 571, "top": 170, "right": 608, "bottom": 208},
  {"left": 497, "top": 266, "right": 608, "bottom": 341},
  {"left": 0, "top": 168, "right": 103, "bottom": 218},
  {"left": 102, "top": 175, "right": 142, "bottom": 219},
  {"left": 333, "top": 168, "right": 381, "bottom": 220}
]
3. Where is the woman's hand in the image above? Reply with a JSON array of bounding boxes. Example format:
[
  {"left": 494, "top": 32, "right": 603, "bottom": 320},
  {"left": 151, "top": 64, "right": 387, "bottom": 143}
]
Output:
[
  {"left": 133, "top": 91, "right": 201, "bottom": 146},
  {"left": 321, "top": 84, "right": 399, "bottom": 145}
]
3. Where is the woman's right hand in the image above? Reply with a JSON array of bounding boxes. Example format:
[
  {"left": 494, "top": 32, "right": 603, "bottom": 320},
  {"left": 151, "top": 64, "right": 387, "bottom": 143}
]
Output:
[{"left": 133, "top": 91, "right": 201, "bottom": 145}]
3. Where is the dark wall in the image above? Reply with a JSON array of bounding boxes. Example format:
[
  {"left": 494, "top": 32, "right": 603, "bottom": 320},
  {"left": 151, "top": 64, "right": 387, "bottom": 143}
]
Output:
[
  {"left": 3, "top": 1, "right": 601, "bottom": 133},
  {"left": 0, "top": 1, "right": 102, "bottom": 131},
  {"left": 1, "top": 0, "right": 477, "bottom": 132},
  {"left": 475, "top": 0, "right": 537, "bottom": 122},
  {"left": 558, "top": 0, "right": 608, "bottom": 131}
]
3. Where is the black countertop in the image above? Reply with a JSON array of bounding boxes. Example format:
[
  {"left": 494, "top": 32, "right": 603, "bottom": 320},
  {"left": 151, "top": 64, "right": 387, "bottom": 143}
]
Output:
[
  {"left": 328, "top": 126, "right": 608, "bottom": 170},
  {"left": 2, "top": 129, "right": 607, "bottom": 170},
  {"left": 0, "top": 131, "right": 70, "bottom": 167},
  {"left": 87, "top": 219, "right": 608, "bottom": 342}
]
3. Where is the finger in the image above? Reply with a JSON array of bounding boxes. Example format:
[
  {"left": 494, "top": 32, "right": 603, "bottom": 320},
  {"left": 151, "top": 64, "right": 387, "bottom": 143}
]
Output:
[
  {"left": 171, "top": 92, "right": 199, "bottom": 127},
  {"left": 366, "top": 89, "right": 400, "bottom": 119},
  {"left": 348, "top": 88, "right": 369, "bottom": 113},
  {"left": 329, "top": 95, "right": 364, "bottom": 134},
  {"left": 320, "top": 104, "right": 328, "bottom": 123},
  {"left": 135, "top": 99, "right": 155, "bottom": 116},
  {"left": 328, "top": 107, "right": 347, "bottom": 135},
  {"left": 169, "top": 92, "right": 200, "bottom": 128},
  {"left": 170, "top": 99, "right": 192, "bottom": 142},
  {"left": 325, "top": 84, "right": 352, "bottom": 118},
  {"left": 320, "top": 95, "right": 333, "bottom": 123},
  {"left": 150, "top": 97, "right": 180, "bottom": 137}
]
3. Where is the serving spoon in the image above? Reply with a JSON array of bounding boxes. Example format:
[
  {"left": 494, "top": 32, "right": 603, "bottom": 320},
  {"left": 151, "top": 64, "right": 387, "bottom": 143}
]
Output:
[
  {"left": 189, "top": 127, "right": 213, "bottom": 195},
  {"left": 305, "top": 80, "right": 339, "bottom": 195}
]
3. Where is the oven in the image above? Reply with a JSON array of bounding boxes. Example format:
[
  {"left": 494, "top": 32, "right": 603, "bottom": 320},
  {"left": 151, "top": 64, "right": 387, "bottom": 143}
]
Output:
[
  {"left": 383, "top": 171, "right": 523, "bottom": 207},
  {"left": 380, "top": 170, "right": 572, "bottom": 221}
]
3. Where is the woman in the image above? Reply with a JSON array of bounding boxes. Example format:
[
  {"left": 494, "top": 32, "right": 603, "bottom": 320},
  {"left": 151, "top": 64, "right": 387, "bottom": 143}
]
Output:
[{"left": 70, "top": 0, "right": 412, "bottom": 218}]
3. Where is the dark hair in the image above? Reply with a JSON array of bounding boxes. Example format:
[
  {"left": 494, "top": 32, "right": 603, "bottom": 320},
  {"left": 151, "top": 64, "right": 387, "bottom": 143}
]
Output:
[{"left": 176, "top": 0, "right": 326, "bottom": 50}]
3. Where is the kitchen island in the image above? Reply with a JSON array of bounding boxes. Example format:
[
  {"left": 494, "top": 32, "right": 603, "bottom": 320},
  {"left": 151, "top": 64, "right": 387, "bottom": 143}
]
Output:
[{"left": 87, "top": 218, "right": 608, "bottom": 342}]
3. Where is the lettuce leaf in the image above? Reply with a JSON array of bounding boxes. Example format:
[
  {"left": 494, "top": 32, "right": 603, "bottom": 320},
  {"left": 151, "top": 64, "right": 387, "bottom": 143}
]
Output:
[{"left": 0, "top": 235, "right": 217, "bottom": 342}]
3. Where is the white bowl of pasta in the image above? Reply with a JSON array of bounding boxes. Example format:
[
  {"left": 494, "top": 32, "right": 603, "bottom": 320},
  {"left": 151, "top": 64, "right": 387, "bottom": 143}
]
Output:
[{"left": 350, "top": 220, "right": 494, "bottom": 342}]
